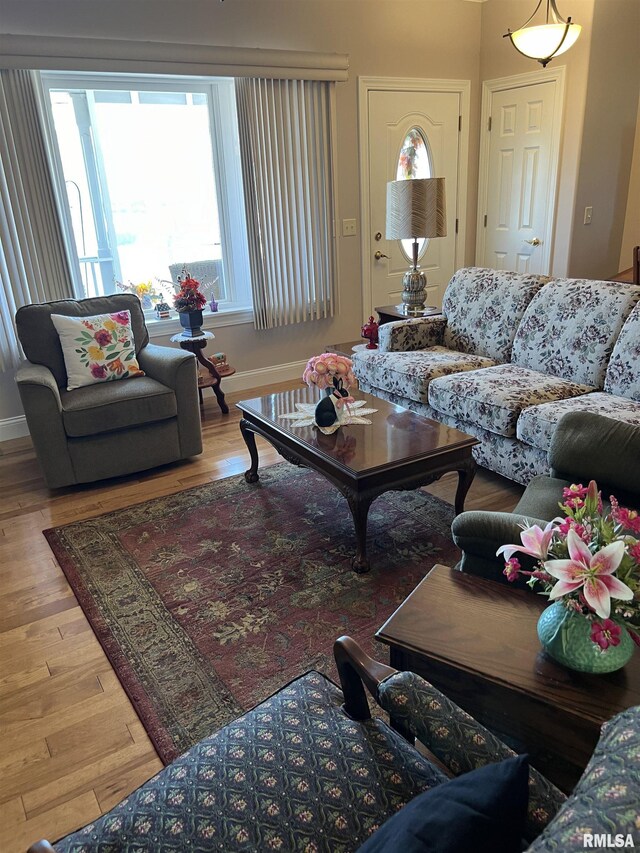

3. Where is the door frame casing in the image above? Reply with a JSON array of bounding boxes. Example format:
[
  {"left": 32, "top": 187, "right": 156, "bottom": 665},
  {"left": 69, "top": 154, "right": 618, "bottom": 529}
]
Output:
[
  {"left": 475, "top": 66, "right": 566, "bottom": 275},
  {"left": 358, "top": 76, "right": 470, "bottom": 317}
]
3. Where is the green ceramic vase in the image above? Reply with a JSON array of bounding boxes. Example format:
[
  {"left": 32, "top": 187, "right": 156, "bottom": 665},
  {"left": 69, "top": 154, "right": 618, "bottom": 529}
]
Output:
[{"left": 537, "top": 602, "right": 634, "bottom": 673}]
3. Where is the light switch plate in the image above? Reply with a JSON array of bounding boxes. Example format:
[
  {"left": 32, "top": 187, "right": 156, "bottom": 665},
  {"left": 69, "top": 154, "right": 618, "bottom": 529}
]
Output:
[
  {"left": 584, "top": 206, "right": 593, "bottom": 225},
  {"left": 342, "top": 218, "right": 357, "bottom": 237}
]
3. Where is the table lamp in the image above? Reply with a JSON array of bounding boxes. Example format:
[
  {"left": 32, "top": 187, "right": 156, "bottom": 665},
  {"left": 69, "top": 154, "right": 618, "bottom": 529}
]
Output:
[{"left": 386, "top": 177, "right": 446, "bottom": 313}]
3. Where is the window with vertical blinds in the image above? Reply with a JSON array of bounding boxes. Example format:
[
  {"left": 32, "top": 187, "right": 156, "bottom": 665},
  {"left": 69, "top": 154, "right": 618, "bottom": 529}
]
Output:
[{"left": 236, "top": 78, "right": 337, "bottom": 330}]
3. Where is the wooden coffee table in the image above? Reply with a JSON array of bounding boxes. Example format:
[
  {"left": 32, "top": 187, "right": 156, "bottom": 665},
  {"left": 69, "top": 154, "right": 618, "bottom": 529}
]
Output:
[
  {"left": 376, "top": 565, "right": 640, "bottom": 792},
  {"left": 236, "top": 388, "right": 478, "bottom": 572}
]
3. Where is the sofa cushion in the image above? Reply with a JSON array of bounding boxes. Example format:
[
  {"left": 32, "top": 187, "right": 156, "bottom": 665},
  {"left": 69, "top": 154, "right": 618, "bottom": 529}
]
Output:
[
  {"left": 525, "top": 706, "right": 640, "bottom": 852},
  {"left": 61, "top": 376, "right": 177, "bottom": 437},
  {"left": 511, "top": 279, "right": 640, "bottom": 387},
  {"left": 352, "top": 346, "right": 497, "bottom": 405},
  {"left": 428, "top": 364, "right": 594, "bottom": 437},
  {"left": 517, "top": 392, "right": 640, "bottom": 453},
  {"left": 441, "top": 267, "right": 549, "bottom": 362},
  {"left": 52, "top": 671, "right": 447, "bottom": 853},
  {"left": 604, "top": 301, "right": 640, "bottom": 400},
  {"left": 15, "top": 293, "right": 149, "bottom": 388}
]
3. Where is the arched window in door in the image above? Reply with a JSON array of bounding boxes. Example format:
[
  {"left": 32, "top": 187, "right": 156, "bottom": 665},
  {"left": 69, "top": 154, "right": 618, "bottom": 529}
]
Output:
[{"left": 395, "top": 126, "right": 434, "bottom": 262}]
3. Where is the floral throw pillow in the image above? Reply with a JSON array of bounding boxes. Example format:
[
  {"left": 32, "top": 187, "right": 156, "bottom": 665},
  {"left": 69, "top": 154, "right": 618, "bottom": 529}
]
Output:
[{"left": 51, "top": 311, "right": 145, "bottom": 391}]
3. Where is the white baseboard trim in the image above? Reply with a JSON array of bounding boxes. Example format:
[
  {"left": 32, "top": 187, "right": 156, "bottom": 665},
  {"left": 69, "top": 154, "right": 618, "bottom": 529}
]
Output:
[
  {"left": 0, "top": 360, "right": 307, "bottom": 443},
  {"left": 0, "top": 414, "right": 29, "bottom": 442},
  {"left": 220, "top": 359, "right": 307, "bottom": 394}
]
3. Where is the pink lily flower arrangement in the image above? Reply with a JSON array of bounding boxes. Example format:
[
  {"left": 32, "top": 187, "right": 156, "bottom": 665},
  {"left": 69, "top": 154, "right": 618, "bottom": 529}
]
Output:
[{"left": 498, "top": 480, "right": 640, "bottom": 651}]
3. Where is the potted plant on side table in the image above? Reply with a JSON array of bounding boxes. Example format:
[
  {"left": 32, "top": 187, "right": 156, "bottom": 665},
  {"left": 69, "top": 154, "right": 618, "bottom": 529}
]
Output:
[
  {"left": 174, "top": 271, "right": 207, "bottom": 337},
  {"left": 498, "top": 480, "right": 640, "bottom": 673}
]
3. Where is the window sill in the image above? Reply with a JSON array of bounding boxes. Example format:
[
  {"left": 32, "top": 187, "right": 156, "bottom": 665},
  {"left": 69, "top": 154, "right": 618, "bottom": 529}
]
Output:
[{"left": 146, "top": 307, "right": 253, "bottom": 339}]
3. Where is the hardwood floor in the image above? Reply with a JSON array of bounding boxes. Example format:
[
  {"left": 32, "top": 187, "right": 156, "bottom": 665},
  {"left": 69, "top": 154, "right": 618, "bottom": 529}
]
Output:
[{"left": 0, "top": 379, "right": 523, "bottom": 852}]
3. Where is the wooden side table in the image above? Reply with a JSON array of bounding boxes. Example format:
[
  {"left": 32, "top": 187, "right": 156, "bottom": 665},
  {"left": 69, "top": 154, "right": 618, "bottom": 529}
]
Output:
[
  {"left": 375, "top": 565, "right": 640, "bottom": 792},
  {"left": 375, "top": 305, "right": 442, "bottom": 325},
  {"left": 324, "top": 341, "right": 368, "bottom": 357},
  {"left": 170, "top": 331, "right": 235, "bottom": 414}
]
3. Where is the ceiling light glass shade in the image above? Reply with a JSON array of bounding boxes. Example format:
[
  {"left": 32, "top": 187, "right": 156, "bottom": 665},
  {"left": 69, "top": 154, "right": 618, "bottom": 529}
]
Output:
[
  {"left": 510, "top": 22, "right": 581, "bottom": 61},
  {"left": 504, "top": 0, "right": 581, "bottom": 67}
]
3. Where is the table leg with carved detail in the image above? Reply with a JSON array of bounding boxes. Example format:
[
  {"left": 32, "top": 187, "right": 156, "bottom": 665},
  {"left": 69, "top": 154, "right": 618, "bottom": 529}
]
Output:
[
  {"left": 172, "top": 335, "right": 229, "bottom": 414},
  {"left": 454, "top": 457, "right": 477, "bottom": 515},
  {"left": 240, "top": 419, "right": 260, "bottom": 483},
  {"left": 343, "top": 490, "right": 375, "bottom": 574},
  {"left": 191, "top": 341, "right": 228, "bottom": 414}
]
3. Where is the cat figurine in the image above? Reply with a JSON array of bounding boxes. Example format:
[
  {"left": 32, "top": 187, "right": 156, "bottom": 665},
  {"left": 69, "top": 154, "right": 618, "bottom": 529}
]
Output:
[{"left": 314, "top": 376, "right": 351, "bottom": 428}]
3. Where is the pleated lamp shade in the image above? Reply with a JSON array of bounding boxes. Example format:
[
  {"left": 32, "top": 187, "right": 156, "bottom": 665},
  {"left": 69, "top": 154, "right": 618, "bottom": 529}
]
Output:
[{"left": 386, "top": 178, "right": 447, "bottom": 239}]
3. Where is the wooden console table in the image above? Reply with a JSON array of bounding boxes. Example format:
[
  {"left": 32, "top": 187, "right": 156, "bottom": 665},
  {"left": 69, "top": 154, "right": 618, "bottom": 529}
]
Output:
[{"left": 376, "top": 565, "right": 640, "bottom": 792}]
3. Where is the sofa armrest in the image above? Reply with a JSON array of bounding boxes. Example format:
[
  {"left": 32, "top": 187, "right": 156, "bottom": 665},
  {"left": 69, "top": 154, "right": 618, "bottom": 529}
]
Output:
[
  {"left": 379, "top": 315, "right": 446, "bottom": 352},
  {"left": 377, "top": 670, "right": 566, "bottom": 841},
  {"left": 137, "top": 343, "right": 196, "bottom": 388},
  {"left": 525, "top": 706, "right": 640, "bottom": 852},
  {"left": 15, "top": 361, "right": 76, "bottom": 488},
  {"left": 137, "top": 344, "right": 203, "bottom": 457},
  {"left": 15, "top": 361, "right": 63, "bottom": 405},
  {"left": 333, "top": 635, "right": 396, "bottom": 721},
  {"left": 451, "top": 510, "right": 548, "bottom": 587}
]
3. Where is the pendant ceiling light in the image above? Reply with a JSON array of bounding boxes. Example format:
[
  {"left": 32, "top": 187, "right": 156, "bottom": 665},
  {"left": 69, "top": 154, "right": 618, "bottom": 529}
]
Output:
[{"left": 504, "top": 0, "right": 581, "bottom": 67}]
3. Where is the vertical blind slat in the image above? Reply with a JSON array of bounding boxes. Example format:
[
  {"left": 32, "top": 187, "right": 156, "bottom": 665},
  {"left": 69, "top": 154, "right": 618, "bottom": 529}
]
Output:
[
  {"left": 286, "top": 81, "right": 303, "bottom": 326},
  {"left": 235, "top": 77, "right": 337, "bottom": 331},
  {"left": 284, "top": 82, "right": 300, "bottom": 326},
  {"left": 0, "top": 69, "right": 76, "bottom": 370}
]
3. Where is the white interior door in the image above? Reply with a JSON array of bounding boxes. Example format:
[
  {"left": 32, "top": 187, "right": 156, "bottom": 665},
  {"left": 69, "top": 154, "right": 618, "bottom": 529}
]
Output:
[
  {"left": 477, "top": 69, "right": 565, "bottom": 274},
  {"left": 363, "top": 86, "right": 464, "bottom": 313}
]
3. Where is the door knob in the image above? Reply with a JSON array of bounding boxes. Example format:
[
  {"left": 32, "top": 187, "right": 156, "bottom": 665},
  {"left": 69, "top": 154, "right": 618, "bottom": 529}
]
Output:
[
  {"left": 525, "top": 237, "right": 541, "bottom": 246},
  {"left": 374, "top": 251, "right": 390, "bottom": 260}
]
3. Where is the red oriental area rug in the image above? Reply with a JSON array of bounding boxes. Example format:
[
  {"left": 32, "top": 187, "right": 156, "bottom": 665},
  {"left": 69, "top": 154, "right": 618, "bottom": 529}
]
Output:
[{"left": 44, "top": 463, "right": 459, "bottom": 763}]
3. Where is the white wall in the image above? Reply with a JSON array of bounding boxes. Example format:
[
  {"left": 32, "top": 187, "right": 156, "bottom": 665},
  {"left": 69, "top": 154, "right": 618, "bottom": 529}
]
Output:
[
  {"left": 0, "top": 0, "right": 482, "bottom": 430},
  {"left": 619, "top": 89, "right": 640, "bottom": 273},
  {"left": 568, "top": 0, "right": 640, "bottom": 279}
]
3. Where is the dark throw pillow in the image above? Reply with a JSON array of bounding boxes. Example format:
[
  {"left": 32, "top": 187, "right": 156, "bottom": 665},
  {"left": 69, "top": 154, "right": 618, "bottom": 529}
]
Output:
[{"left": 357, "top": 754, "right": 529, "bottom": 853}]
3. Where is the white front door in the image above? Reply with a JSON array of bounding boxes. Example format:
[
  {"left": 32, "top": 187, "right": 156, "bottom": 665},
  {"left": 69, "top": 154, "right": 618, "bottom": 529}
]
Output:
[
  {"left": 361, "top": 82, "right": 467, "bottom": 315},
  {"left": 476, "top": 69, "right": 565, "bottom": 274}
]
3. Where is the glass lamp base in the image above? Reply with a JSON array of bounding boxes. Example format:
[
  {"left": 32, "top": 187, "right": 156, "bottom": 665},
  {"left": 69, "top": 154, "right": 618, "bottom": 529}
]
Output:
[{"left": 401, "top": 268, "right": 427, "bottom": 312}]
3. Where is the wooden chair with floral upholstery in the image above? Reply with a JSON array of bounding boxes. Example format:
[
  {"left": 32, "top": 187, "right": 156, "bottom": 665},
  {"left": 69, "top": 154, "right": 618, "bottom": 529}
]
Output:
[{"left": 27, "top": 637, "right": 639, "bottom": 852}]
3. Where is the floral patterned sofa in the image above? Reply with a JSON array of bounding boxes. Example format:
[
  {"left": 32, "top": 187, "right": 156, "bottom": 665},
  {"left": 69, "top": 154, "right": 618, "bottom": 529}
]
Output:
[{"left": 353, "top": 268, "right": 640, "bottom": 484}]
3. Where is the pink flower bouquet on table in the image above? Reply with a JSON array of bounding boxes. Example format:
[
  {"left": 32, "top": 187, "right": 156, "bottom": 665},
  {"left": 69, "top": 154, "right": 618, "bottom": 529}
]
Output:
[
  {"left": 303, "top": 353, "right": 357, "bottom": 430},
  {"left": 303, "top": 353, "right": 357, "bottom": 391},
  {"left": 498, "top": 480, "right": 640, "bottom": 653}
]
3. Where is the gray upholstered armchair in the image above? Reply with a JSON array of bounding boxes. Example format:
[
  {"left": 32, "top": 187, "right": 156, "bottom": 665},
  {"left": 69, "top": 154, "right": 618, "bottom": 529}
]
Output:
[
  {"left": 15, "top": 294, "right": 202, "bottom": 488},
  {"left": 452, "top": 412, "right": 640, "bottom": 585}
]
